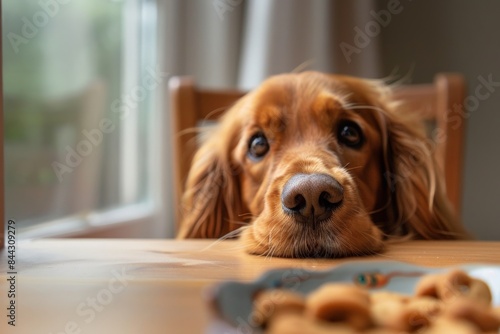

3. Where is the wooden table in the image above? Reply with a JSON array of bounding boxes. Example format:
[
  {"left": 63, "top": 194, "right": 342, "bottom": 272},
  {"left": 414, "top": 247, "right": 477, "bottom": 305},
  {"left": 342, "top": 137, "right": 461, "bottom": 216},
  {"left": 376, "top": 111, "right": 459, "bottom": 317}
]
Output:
[{"left": 1, "top": 239, "right": 500, "bottom": 334}]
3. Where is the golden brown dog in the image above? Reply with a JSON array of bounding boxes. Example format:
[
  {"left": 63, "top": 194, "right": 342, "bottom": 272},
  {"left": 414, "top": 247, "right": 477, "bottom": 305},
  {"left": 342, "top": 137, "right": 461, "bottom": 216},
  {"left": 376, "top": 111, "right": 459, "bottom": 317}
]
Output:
[{"left": 177, "top": 71, "right": 468, "bottom": 257}]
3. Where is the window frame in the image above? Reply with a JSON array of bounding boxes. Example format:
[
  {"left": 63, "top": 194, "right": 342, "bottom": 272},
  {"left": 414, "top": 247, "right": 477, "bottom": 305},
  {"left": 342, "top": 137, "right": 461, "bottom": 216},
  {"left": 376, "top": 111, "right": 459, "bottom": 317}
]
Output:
[{"left": 10, "top": 0, "right": 170, "bottom": 240}]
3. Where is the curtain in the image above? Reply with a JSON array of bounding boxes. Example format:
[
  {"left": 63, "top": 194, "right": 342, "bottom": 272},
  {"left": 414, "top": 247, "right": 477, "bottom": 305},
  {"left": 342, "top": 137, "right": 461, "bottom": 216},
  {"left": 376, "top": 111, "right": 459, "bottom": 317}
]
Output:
[{"left": 158, "top": 0, "right": 382, "bottom": 90}]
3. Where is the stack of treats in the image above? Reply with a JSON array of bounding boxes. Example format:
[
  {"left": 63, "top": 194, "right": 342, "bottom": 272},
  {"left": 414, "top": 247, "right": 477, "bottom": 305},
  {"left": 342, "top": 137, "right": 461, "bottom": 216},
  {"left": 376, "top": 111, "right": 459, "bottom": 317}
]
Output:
[{"left": 251, "top": 269, "right": 500, "bottom": 333}]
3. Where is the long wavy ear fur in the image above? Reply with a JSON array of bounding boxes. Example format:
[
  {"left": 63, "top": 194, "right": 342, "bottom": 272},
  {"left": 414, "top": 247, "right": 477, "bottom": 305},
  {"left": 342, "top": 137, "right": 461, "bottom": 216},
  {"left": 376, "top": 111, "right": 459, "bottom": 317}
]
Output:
[
  {"left": 382, "top": 97, "right": 470, "bottom": 240},
  {"left": 177, "top": 114, "right": 245, "bottom": 239},
  {"left": 340, "top": 76, "right": 469, "bottom": 239}
]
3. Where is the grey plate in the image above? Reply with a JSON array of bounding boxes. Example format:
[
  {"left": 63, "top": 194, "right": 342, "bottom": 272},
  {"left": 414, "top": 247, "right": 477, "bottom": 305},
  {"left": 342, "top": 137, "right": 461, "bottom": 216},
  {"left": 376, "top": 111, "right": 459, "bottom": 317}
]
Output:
[{"left": 207, "top": 261, "right": 500, "bottom": 333}]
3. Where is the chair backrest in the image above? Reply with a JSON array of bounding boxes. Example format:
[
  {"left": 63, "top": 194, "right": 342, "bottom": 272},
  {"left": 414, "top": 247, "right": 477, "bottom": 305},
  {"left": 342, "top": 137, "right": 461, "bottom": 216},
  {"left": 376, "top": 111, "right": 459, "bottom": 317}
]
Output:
[{"left": 168, "top": 74, "right": 466, "bottom": 228}]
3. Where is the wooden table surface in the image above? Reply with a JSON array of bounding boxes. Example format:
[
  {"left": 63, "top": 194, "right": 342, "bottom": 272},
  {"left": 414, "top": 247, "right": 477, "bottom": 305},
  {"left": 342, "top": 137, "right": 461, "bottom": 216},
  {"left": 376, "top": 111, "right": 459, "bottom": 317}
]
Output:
[{"left": 1, "top": 239, "right": 500, "bottom": 334}]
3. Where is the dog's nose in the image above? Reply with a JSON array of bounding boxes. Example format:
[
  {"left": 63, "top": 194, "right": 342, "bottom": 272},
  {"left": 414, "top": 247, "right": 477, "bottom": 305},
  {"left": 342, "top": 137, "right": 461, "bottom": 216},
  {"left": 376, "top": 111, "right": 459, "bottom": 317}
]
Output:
[{"left": 281, "top": 173, "right": 343, "bottom": 224}]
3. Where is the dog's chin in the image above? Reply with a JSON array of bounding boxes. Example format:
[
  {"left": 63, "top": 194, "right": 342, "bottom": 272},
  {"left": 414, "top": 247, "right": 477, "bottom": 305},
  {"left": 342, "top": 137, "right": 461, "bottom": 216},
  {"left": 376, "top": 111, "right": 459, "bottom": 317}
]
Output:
[{"left": 240, "top": 213, "right": 384, "bottom": 258}]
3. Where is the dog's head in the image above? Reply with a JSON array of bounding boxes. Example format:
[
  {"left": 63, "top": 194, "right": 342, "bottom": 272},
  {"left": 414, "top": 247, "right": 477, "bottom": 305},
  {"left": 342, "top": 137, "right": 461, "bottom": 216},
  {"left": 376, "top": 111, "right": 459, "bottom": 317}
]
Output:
[{"left": 178, "top": 71, "right": 468, "bottom": 257}]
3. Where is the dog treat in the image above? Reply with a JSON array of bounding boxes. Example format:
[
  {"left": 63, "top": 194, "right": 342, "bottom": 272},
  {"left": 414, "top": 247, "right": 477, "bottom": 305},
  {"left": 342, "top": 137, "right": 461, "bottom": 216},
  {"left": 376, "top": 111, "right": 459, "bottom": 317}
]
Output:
[
  {"left": 420, "top": 318, "right": 480, "bottom": 334},
  {"left": 415, "top": 269, "right": 492, "bottom": 305},
  {"left": 441, "top": 297, "right": 500, "bottom": 332},
  {"left": 251, "top": 270, "right": 499, "bottom": 333},
  {"left": 251, "top": 289, "right": 305, "bottom": 327},
  {"left": 494, "top": 306, "right": 500, "bottom": 318},
  {"left": 306, "top": 284, "right": 372, "bottom": 331},
  {"left": 371, "top": 295, "right": 441, "bottom": 332},
  {"left": 267, "top": 313, "right": 358, "bottom": 334}
]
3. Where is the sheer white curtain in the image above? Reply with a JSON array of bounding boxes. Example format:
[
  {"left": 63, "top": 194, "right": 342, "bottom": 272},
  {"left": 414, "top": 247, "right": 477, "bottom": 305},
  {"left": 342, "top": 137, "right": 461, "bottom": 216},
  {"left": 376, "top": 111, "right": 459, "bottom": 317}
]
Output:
[
  {"left": 237, "top": 0, "right": 382, "bottom": 89},
  {"left": 157, "top": 0, "right": 383, "bottom": 236},
  {"left": 158, "top": 0, "right": 381, "bottom": 89}
]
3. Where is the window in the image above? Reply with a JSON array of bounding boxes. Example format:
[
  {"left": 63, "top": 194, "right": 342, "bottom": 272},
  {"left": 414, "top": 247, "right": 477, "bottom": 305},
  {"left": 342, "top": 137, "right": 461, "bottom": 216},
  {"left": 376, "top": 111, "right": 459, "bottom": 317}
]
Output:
[{"left": 3, "top": 0, "right": 167, "bottom": 238}]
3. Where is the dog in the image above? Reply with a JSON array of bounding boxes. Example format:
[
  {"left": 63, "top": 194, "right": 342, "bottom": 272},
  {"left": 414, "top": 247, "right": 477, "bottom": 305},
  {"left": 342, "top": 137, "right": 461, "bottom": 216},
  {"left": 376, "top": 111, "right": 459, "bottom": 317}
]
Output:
[{"left": 177, "top": 71, "right": 469, "bottom": 258}]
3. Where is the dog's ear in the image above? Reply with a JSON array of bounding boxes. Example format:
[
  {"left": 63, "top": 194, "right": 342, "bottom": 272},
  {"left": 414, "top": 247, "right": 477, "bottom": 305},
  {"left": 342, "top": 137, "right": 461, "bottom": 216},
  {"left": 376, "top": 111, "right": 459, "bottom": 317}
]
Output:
[
  {"left": 177, "top": 114, "right": 245, "bottom": 239},
  {"left": 344, "top": 76, "right": 469, "bottom": 240},
  {"left": 383, "top": 112, "right": 469, "bottom": 239}
]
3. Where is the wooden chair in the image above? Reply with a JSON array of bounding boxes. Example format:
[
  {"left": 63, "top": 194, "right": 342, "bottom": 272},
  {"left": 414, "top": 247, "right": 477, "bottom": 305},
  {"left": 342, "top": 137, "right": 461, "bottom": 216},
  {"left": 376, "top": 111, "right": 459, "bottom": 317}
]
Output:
[
  {"left": 168, "top": 73, "right": 466, "bottom": 229},
  {"left": 391, "top": 74, "right": 466, "bottom": 216}
]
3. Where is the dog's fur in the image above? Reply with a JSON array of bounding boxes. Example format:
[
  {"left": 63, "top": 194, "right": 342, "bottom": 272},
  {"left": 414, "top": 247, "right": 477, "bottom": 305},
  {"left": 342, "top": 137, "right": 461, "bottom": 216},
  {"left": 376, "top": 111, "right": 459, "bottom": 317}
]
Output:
[{"left": 177, "top": 72, "right": 469, "bottom": 258}]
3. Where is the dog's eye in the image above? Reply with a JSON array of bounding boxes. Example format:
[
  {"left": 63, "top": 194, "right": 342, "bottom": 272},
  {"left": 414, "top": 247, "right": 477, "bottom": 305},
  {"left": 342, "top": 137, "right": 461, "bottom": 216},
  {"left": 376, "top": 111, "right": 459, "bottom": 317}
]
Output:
[
  {"left": 248, "top": 132, "right": 269, "bottom": 160},
  {"left": 338, "top": 121, "right": 363, "bottom": 148}
]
